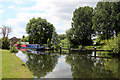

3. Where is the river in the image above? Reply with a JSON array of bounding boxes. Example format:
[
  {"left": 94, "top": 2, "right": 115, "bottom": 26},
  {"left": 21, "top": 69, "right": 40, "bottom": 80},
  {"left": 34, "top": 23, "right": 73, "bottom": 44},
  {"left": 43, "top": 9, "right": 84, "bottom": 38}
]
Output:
[{"left": 15, "top": 48, "right": 120, "bottom": 79}]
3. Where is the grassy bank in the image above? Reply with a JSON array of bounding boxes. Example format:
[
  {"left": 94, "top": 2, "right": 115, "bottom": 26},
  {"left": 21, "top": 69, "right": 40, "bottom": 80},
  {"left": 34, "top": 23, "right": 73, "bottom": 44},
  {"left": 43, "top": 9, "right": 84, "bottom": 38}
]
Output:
[
  {"left": 1, "top": 49, "right": 33, "bottom": 78},
  {"left": 0, "top": 49, "right": 2, "bottom": 80},
  {"left": 84, "top": 46, "right": 104, "bottom": 49}
]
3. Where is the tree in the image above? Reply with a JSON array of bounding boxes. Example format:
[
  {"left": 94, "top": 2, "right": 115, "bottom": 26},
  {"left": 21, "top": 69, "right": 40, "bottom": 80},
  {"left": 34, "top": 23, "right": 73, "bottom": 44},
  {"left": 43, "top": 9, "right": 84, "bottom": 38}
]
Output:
[
  {"left": 110, "top": 2, "right": 120, "bottom": 36},
  {"left": 66, "top": 6, "right": 94, "bottom": 46},
  {"left": 58, "top": 34, "right": 66, "bottom": 40},
  {"left": 2, "top": 37, "right": 10, "bottom": 49},
  {"left": 92, "top": 2, "right": 120, "bottom": 40},
  {"left": 51, "top": 29, "right": 60, "bottom": 47},
  {"left": 0, "top": 25, "right": 12, "bottom": 38},
  {"left": 22, "top": 36, "right": 29, "bottom": 42},
  {"left": 47, "top": 38, "right": 51, "bottom": 47},
  {"left": 66, "top": 28, "right": 76, "bottom": 45},
  {"left": 26, "top": 17, "right": 54, "bottom": 44},
  {"left": 104, "top": 33, "right": 120, "bottom": 54},
  {"left": 0, "top": 25, "right": 12, "bottom": 49}
]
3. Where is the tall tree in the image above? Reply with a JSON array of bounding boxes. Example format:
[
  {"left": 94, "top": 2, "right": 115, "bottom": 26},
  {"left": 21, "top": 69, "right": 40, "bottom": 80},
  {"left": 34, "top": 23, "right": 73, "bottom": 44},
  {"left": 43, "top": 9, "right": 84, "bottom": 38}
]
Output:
[
  {"left": 110, "top": 2, "right": 120, "bottom": 36},
  {"left": 67, "top": 6, "right": 94, "bottom": 46},
  {"left": 51, "top": 29, "right": 60, "bottom": 47},
  {"left": 26, "top": 17, "right": 54, "bottom": 44},
  {"left": 92, "top": 2, "right": 120, "bottom": 40},
  {"left": 58, "top": 34, "right": 66, "bottom": 40}
]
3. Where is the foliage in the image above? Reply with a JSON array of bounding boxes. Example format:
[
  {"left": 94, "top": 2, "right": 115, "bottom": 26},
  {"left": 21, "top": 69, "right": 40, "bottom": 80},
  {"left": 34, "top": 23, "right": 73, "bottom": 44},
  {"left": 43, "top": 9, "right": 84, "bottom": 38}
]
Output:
[
  {"left": 66, "top": 6, "right": 94, "bottom": 46},
  {"left": 78, "top": 45, "right": 82, "bottom": 49},
  {"left": 70, "top": 44, "right": 79, "bottom": 48},
  {"left": 110, "top": 2, "right": 120, "bottom": 36},
  {"left": 10, "top": 45, "right": 18, "bottom": 53},
  {"left": 99, "top": 39, "right": 108, "bottom": 45},
  {"left": 104, "top": 33, "right": 120, "bottom": 54},
  {"left": 47, "top": 38, "right": 51, "bottom": 47},
  {"left": 16, "top": 40, "right": 21, "bottom": 44},
  {"left": 51, "top": 29, "right": 60, "bottom": 48},
  {"left": 84, "top": 46, "right": 103, "bottom": 49},
  {"left": 26, "top": 17, "right": 54, "bottom": 44},
  {"left": 92, "top": 2, "right": 120, "bottom": 40},
  {"left": 61, "top": 38, "right": 70, "bottom": 47},
  {"left": 58, "top": 34, "right": 66, "bottom": 40},
  {"left": 22, "top": 36, "right": 29, "bottom": 42},
  {"left": 2, "top": 37, "right": 10, "bottom": 49},
  {"left": 0, "top": 25, "right": 12, "bottom": 49}
]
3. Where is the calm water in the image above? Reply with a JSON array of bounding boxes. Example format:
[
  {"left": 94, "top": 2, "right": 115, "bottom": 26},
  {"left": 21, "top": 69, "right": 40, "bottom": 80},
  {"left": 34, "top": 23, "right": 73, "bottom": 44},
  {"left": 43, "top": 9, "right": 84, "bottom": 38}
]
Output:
[{"left": 16, "top": 49, "right": 120, "bottom": 78}]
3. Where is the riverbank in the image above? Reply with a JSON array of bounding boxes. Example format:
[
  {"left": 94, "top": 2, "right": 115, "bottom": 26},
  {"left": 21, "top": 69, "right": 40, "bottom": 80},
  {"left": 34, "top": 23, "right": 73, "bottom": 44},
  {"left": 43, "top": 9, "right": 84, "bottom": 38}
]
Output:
[{"left": 1, "top": 49, "right": 33, "bottom": 78}]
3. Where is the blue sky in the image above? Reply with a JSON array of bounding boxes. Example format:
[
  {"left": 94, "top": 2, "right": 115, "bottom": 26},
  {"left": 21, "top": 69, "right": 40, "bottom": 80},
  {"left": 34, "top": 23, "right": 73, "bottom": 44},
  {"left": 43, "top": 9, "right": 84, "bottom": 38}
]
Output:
[{"left": 0, "top": 0, "right": 100, "bottom": 38}]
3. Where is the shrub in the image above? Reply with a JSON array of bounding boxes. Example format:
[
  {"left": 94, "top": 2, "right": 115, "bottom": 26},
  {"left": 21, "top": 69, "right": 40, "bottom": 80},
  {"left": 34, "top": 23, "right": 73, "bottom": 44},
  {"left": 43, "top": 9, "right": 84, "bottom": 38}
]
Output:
[
  {"left": 71, "top": 44, "right": 79, "bottom": 48},
  {"left": 2, "top": 37, "right": 10, "bottom": 49},
  {"left": 78, "top": 45, "right": 82, "bottom": 49},
  {"left": 104, "top": 33, "right": 120, "bottom": 54},
  {"left": 10, "top": 45, "right": 18, "bottom": 53},
  {"left": 16, "top": 40, "right": 21, "bottom": 44}
]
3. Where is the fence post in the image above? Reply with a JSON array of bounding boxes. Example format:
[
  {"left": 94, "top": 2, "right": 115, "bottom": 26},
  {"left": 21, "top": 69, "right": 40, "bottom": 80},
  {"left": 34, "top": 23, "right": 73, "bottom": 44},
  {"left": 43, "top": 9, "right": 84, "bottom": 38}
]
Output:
[
  {"left": 94, "top": 47, "right": 96, "bottom": 58},
  {"left": 60, "top": 46, "right": 62, "bottom": 53}
]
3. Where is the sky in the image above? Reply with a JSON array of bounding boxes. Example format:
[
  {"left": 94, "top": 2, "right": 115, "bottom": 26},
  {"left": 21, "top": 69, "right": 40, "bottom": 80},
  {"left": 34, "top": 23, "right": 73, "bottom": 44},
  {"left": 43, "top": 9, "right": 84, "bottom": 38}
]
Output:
[{"left": 0, "top": 0, "right": 109, "bottom": 38}]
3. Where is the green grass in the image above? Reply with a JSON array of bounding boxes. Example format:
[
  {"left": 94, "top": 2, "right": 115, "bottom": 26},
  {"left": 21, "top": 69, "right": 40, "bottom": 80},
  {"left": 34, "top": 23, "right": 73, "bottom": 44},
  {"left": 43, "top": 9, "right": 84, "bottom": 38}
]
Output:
[
  {"left": 84, "top": 46, "right": 103, "bottom": 49},
  {"left": 0, "top": 49, "right": 2, "bottom": 80},
  {"left": 1, "top": 49, "right": 33, "bottom": 78}
]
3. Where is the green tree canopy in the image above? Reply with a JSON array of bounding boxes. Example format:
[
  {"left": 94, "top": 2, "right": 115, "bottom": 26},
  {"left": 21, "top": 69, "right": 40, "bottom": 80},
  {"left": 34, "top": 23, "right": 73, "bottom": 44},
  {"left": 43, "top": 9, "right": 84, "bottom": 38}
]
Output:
[
  {"left": 26, "top": 17, "right": 54, "bottom": 44},
  {"left": 66, "top": 6, "right": 94, "bottom": 46},
  {"left": 58, "top": 34, "right": 66, "bottom": 40},
  {"left": 51, "top": 29, "right": 60, "bottom": 47},
  {"left": 92, "top": 2, "right": 120, "bottom": 40}
]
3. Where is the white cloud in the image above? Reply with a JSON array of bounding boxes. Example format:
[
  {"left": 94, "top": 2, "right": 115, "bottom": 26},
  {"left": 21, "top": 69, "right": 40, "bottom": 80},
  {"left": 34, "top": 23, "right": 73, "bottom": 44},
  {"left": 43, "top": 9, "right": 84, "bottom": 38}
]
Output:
[
  {"left": 0, "top": 10, "right": 4, "bottom": 14},
  {"left": 5, "top": 12, "right": 46, "bottom": 38},
  {"left": 5, "top": 0, "right": 98, "bottom": 38},
  {"left": 44, "top": 56, "right": 72, "bottom": 78},
  {"left": 8, "top": 5, "right": 15, "bottom": 9}
]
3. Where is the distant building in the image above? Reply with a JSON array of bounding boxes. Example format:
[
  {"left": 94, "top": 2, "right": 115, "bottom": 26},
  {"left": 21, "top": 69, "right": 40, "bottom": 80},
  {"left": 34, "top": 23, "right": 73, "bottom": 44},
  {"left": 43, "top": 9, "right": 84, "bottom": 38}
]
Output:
[{"left": 9, "top": 37, "right": 20, "bottom": 42}]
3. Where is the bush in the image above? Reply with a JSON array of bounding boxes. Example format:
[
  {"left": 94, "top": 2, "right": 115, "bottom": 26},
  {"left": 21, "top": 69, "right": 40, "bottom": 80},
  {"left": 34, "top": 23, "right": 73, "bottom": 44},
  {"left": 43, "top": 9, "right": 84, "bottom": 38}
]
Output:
[
  {"left": 104, "top": 33, "right": 120, "bottom": 54},
  {"left": 16, "top": 40, "right": 21, "bottom": 44},
  {"left": 2, "top": 37, "right": 10, "bottom": 49},
  {"left": 78, "top": 45, "right": 82, "bottom": 49},
  {"left": 71, "top": 44, "right": 79, "bottom": 48},
  {"left": 10, "top": 45, "right": 18, "bottom": 53}
]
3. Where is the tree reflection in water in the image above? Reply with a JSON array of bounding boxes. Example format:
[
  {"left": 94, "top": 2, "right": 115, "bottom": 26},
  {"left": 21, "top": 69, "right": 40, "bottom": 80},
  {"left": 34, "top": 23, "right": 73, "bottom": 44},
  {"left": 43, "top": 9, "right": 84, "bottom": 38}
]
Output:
[
  {"left": 66, "top": 51, "right": 120, "bottom": 78},
  {"left": 26, "top": 52, "right": 58, "bottom": 78}
]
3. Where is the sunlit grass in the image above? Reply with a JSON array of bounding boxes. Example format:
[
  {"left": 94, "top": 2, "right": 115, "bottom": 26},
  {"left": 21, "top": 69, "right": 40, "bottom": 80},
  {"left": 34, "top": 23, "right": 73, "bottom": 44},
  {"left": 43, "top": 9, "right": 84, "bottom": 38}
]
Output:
[
  {"left": 1, "top": 49, "right": 33, "bottom": 78},
  {"left": 0, "top": 49, "right": 2, "bottom": 80}
]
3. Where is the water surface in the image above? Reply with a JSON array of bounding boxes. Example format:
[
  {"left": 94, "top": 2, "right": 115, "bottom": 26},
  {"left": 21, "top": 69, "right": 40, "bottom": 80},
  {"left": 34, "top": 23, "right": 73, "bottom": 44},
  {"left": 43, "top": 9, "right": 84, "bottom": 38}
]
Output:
[{"left": 16, "top": 49, "right": 120, "bottom": 78}]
